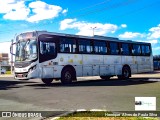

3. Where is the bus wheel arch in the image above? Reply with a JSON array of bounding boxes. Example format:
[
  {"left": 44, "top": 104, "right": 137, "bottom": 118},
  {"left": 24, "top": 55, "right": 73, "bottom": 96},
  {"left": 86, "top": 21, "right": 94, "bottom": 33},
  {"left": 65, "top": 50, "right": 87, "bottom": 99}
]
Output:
[
  {"left": 41, "top": 78, "right": 53, "bottom": 85},
  {"left": 61, "top": 65, "right": 76, "bottom": 84}
]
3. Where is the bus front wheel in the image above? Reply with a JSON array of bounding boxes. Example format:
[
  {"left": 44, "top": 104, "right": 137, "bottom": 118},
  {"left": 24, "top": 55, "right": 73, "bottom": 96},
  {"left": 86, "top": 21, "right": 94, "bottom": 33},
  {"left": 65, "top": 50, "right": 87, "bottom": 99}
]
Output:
[
  {"left": 61, "top": 68, "right": 73, "bottom": 84},
  {"left": 42, "top": 78, "right": 53, "bottom": 85}
]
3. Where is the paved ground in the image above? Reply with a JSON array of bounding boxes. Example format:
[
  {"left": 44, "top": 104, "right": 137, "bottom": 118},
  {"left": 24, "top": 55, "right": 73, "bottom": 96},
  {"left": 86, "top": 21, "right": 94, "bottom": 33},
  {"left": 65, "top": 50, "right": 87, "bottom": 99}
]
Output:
[{"left": 0, "top": 71, "right": 160, "bottom": 119}]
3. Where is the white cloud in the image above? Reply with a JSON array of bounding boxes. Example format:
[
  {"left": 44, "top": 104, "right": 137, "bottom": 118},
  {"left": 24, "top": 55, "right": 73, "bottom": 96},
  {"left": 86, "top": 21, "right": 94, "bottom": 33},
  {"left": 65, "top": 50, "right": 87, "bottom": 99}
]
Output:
[
  {"left": 0, "top": 0, "right": 65, "bottom": 22},
  {"left": 60, "top": 18, "right": 77, "bottom": 30},
  {"left": 137, "top": 39, "right": 158, "bottom": 44},
  {"left": 27, "top": 1, "right": 62, "bottom": 22},
  {"left": 60, "top": 18, "right": 118, "bottom": 36},
  {"left": 62, "top": 9, "right": 68, "bottom": 14},
  {"left": 119, "top": 32, "right": 144, "bottom": 39},
  {"left": 149, "top": 39, "right": 158, "bottom": 44},
  {"left": 148, "top": 24, "right": 160, "bottom": 39},
  {"left": 0, "top": 0, "right": 16, "bottom": 13},
  {"left": 121, "top": 24, "right": 127, "bottom": 28},
  {"left": 153, "top": 47, "right": 160, "bottom": 50},
  {"left": 3, "top": 1, "right": 30, "bottom": 20}
]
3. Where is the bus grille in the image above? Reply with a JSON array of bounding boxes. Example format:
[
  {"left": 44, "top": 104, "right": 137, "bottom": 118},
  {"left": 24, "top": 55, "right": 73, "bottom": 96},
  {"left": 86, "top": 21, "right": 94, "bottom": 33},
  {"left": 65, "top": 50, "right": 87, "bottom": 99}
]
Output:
[{"left": 14, "top": 62, "right": 31, "bottom": 68}]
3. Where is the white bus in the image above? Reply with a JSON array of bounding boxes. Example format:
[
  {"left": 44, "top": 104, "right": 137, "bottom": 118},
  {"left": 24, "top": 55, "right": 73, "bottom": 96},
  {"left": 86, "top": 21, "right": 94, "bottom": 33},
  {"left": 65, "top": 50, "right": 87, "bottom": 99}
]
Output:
[{"left": 10, "top": 31, "right": 153, "bottom": 84}]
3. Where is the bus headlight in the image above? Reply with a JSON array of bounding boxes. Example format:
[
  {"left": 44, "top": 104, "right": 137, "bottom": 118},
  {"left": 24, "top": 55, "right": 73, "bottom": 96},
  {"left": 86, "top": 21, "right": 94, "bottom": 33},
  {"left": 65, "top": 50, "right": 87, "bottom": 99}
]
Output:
[{"left": 29, "top": 65, "right": 37, "bottom": 73}]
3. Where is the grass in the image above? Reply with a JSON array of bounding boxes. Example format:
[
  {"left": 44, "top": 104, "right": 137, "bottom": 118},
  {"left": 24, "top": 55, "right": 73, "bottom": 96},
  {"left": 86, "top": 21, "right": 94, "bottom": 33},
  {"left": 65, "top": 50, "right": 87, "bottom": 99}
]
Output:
[
  {"left": 58, "top": 118, "right": 158, "bottom": 120},
  {"left": 6, "top": 71, "right": 11, "bottom": 74},
  {"left": 57, "top": 111, "right": 159, "bottom": 120}
]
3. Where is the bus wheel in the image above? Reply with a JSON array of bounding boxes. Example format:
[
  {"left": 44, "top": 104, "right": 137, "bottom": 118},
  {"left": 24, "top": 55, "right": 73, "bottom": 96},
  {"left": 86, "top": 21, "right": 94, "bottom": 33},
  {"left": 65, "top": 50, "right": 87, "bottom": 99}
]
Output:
[
  {"left": 42, "top": 78, "right": 53, "bottom": 85},
  {"left": 122, "top": 66, "right": 131, "bottom": 79},
  {"left": 100, "top": 76, "right": 110, "bottom": 80},
  {"left": 117, "top": 75, "right": 123, "bottom": 80},
  {"left": 61, "top": 68, "right": 73, "bottom": 84}
]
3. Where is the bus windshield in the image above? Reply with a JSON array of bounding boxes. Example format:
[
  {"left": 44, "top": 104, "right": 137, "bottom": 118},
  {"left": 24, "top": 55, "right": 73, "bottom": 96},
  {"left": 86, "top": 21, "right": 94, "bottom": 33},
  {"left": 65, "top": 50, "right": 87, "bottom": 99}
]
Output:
[{"left": 15, "top": 39, "right": 37, "bottom": 62}]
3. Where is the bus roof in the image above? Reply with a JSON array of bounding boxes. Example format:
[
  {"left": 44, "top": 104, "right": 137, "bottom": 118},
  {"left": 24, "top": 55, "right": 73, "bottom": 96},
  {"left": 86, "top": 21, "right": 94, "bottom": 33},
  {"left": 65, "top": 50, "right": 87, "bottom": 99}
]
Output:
[{"left": 23, "top": 30, "right": 151, "bottom": 45}]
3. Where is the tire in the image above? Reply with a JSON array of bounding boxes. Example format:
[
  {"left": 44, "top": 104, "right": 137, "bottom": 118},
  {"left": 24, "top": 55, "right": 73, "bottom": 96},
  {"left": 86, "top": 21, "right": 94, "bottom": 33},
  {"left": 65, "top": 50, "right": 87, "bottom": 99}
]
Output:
[
  {"left": 117, "top": 75, "right": 123, "bottom": 80},
  {"left": 121, "top": 66, "right": 131, "bottom": 80},
  {"left": 61, "top": 68, "right": 73, "bottom": 84},
  {"left": 42, "top": 78, "right": 53, "bottom": 85},
  {"left": 100, "top": 76, "right": 110, "bottom": 80}
]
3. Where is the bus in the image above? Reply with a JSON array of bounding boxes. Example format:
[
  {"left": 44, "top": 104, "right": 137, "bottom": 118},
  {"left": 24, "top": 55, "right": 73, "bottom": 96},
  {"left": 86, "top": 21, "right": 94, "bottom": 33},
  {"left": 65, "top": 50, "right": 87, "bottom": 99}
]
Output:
[
  {"left": 153, "top": 55, "right": 160, "bottom": 70},
  {"left": 10, "top": 31, "right": 153, "bottom": 84}
]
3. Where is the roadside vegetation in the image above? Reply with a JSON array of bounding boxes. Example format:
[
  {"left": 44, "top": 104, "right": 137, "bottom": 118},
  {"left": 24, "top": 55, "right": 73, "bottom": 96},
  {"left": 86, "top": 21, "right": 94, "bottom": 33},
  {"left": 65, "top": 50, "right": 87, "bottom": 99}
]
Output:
[
  {"left": 57, "top": 111, "right": 158, "bottom": 120},
  {"left": 6, "top": 71, "right": 11, "bottom": 74}
]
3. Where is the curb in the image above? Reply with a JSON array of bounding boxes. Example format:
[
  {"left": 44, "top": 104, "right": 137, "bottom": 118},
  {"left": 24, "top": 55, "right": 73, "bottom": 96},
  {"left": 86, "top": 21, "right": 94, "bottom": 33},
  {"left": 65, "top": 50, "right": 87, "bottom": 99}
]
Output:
[{"left": 0, "top": 74, "right": 14, "bottom": 77}]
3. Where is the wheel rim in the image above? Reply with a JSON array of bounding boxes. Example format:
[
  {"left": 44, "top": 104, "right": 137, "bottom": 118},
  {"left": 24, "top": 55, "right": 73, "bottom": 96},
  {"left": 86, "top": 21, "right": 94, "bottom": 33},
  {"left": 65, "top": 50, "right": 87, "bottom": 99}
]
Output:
[
  {"left": 65, "top": 71, "right": 71, "bottom": 81},
  {"left": 124, "top": 69, "right": 129, "bottom": 78}
]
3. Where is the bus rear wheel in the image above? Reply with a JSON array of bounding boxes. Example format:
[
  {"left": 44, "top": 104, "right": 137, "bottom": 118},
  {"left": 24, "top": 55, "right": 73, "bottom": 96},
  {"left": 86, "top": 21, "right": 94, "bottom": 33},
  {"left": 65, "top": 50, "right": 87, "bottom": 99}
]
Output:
[
  {"left": 119, "top": 66, "right": 131, "bottom": 80},
  {"left": 100, "top": 76, "right": 110, "bottom": 80},
  {"left": 61, "top": 68, "right": 73, "bottom": 84},
  {"left": 42, "top": 78, "right": 53, "bottom": 85}
]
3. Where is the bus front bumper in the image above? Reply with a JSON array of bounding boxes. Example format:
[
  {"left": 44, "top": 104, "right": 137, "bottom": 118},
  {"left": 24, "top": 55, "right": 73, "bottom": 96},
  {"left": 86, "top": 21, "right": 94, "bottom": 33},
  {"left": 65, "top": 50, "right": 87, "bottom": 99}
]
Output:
[{"left": 14, "top": 69, "right": 38, "bottom": 80}]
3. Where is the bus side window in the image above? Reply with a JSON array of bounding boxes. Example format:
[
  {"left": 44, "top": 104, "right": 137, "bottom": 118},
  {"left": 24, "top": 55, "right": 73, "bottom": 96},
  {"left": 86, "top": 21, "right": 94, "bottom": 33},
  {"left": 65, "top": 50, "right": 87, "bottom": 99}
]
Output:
[
  {"left": 60, "top": 38, "right": 76, "bottom": 53},
  {"left": 110, "top": 42, "right": 119, "bottom": 55},
  {"left": 132, "top": 44, "right": 141, "bottom": 55},
  {"left": 40, "top": 41, "right": 55, "bottom": 55},
  {"left": 121, "top": 43, "right": 130, "bottom": 55},
  {"left": 78, "top": 39, "right": 92, "bottom": 53},
  {"left": 146, "top": 45, "right": 151, "bottom": 55},
  {"left": 94, "top": 40, "right": 107, "bottom": 54},
  {"left": 64, "top": 47, "right": 70, "bottom": 52},
  {"left": 141, "top": 45, "right": 151, "bottom": 56}
]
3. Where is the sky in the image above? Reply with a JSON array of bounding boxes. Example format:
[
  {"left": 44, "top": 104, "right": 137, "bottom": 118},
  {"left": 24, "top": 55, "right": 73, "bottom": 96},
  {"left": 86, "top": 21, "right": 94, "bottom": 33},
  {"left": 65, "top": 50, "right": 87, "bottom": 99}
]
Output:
[{"left": 0, "top": 0, "right": 160, "bottom": 62}]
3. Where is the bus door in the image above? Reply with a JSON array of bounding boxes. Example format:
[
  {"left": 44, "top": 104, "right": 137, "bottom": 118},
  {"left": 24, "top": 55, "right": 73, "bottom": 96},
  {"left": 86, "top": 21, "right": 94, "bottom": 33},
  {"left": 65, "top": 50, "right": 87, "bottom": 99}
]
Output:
[{"left": 39, "top": 35, "right": 58, "bottom": 78}]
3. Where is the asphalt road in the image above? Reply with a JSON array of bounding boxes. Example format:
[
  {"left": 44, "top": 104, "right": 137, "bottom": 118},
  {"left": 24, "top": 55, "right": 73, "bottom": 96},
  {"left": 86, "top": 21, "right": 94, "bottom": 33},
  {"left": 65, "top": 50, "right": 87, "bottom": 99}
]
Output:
[{"left": 0, "top": 75, "right": 160, "bottom": 119}]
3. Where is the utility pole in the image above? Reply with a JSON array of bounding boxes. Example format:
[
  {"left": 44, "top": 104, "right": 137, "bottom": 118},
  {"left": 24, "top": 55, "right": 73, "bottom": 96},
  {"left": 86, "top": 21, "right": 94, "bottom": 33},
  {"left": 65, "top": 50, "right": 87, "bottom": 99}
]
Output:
[
  {"left": 90, "top": 27, "right": 97, "bottom": 36},
  {"left": 11, "top": 39, "right": 13, "bottom": 74},
  {"left": 11, "top": 33, "right": 16, "bottom": 74},
  {"left": 0, "top": 62, "right": 1, "bottom": 75}
]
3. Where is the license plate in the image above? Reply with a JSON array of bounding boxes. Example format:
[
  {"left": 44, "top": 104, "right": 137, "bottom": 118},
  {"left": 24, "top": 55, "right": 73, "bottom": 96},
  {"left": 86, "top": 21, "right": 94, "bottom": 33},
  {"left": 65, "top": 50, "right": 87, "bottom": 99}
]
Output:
[{"left": 17, "top": 74, "right": 23, "bottom": 78}]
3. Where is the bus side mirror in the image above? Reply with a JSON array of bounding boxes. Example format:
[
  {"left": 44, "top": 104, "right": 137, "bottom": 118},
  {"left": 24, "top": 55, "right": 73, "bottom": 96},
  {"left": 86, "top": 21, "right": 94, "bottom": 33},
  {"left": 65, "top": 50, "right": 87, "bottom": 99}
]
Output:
[{"left": 10, "top": 42, "right": 16, "bottom": 55}]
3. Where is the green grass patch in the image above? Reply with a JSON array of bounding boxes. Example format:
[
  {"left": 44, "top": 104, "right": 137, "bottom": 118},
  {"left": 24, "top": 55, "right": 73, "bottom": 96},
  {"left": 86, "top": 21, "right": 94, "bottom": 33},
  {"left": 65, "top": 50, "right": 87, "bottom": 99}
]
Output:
[
  {"left": 6, "top": 71, "right": 11, "bottom": 74},
  {"left": 64, "top": 111, "right": 111, "bottom": 117},
  {"left": 57, "top": 111, "right": 158, "bottom": 120}
]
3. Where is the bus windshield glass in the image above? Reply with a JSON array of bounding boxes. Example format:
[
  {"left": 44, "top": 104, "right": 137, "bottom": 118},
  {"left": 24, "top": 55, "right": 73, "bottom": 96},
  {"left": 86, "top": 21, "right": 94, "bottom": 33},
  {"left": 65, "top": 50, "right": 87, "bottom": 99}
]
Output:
[{"left": 15, "top": 39, "right": 37, "bottom": 62}]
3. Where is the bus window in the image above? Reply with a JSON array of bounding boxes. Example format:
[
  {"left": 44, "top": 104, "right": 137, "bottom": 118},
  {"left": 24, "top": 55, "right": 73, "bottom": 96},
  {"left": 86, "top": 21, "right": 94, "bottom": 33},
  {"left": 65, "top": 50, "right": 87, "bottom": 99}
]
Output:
[
  {"left": 60, "top": 38, "right": 76, "bottom": 53},
  {"left": 78, "top": 39, "right": 93, "bottom": 53},
  {"left": 141, "top": 45, "right": 150, "bottom": 56},
  {"left": 40, "top": 42, "right": 55, "bottom": 55},
  {"left": 132, "top": 44, "right": 141, "bottom": 55},
  {"left": 110, "top": 42, "right": 119, "bottom": 55},
  {"left": 94, "top": 41, "right": 107, "bottom": 54},
  {"left": 121, "top": 43, "right": 130, "bottom": 55}
]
